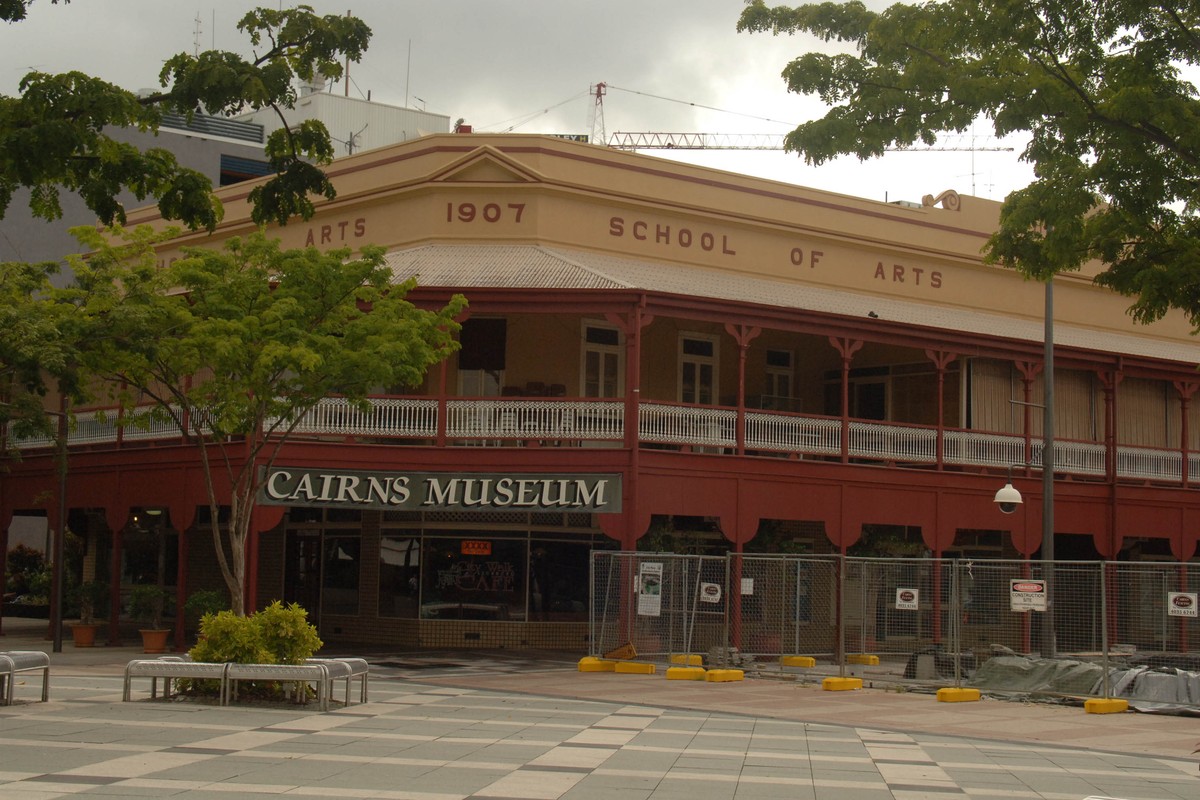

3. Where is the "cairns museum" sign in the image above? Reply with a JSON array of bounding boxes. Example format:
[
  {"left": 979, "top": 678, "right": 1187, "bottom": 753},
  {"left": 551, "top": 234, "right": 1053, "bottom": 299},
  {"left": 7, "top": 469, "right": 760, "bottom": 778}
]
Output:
[{"left": 259, "top": 467, "right": 622, "bottom": 513}]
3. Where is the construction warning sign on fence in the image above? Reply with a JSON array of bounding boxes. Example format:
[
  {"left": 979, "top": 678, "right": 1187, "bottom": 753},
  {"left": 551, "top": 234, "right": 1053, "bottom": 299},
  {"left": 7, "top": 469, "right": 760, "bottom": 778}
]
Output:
[
  {"left": 1167, "top": 592, "right": 1198, "bottom": 617},
  {"left": 895, "top": 588, "right": 919, "bottom": 610},
  {"left": 1009, "top": 579, "right": 1047, "bottom": 612}
]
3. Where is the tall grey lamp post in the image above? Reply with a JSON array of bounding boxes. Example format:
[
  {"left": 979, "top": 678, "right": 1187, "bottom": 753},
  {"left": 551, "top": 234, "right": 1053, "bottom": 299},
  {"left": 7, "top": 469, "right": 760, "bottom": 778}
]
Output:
[
  {"left": 994, "top": 279, "right": 1056, "bottom": 658},
  {"left": 1041, "top": 279, "right": 1056, "bottom": 659}
]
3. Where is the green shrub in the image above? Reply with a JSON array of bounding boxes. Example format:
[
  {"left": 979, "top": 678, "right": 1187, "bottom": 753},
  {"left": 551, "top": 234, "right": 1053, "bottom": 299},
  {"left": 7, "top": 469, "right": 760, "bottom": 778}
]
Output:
[
  {"left": 68, "top": 580, "right": 108, "bottom": 625},
  {"left": 5, "top": 544, "right": 45, "bottom": 595},
  {"left": 25, "top": 567, "right": 52, "bottom": 604},
  {"left": 189, "top": 611, "right": 272, "bottom": 665},
  {"left": 255, "top": 601, "right": 323, "bottom": 665},
  {"left": 184, "top": 589, "right": 228, "bottom": 623},
  {"left": 128, "top": 584, "right": 170, "bottom": 629},
  {"left": 183, "top": 603, "right": 322, "bottom": 700}
]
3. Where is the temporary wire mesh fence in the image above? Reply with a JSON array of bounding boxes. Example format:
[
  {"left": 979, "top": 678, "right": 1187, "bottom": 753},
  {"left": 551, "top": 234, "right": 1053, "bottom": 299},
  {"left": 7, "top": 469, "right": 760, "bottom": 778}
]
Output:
[{"left": 590, "top": 552, "right": 1200, "bottom": 705}]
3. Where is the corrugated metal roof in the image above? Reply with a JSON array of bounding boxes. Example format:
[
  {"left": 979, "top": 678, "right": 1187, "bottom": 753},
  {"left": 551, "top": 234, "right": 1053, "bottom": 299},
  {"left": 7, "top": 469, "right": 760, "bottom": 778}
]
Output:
[{"left": 383, "top": 244, "right": 1200, "bottom": 365}]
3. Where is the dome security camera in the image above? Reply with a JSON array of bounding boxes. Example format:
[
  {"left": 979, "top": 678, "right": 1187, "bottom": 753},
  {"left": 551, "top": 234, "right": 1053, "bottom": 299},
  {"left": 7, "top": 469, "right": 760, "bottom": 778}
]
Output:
[{"left": 994, "top": 482, "right": 1023, "bottom": 514}]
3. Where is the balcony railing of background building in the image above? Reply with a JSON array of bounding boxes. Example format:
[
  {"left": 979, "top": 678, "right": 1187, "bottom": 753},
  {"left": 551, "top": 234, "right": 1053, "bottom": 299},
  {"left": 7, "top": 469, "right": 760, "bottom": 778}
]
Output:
[{"left": 6, "top": 395, "right": 1194, "bottom": 486}]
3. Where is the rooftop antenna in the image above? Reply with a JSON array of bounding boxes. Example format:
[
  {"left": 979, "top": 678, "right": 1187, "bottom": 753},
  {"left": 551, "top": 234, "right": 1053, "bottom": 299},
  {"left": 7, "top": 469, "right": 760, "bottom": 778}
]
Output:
[
  {"left": 192, "top": 13, "right": 203, "bottom": 58},
  {"left": 589, "top": 82, "right": 607, "bottom": 146}
]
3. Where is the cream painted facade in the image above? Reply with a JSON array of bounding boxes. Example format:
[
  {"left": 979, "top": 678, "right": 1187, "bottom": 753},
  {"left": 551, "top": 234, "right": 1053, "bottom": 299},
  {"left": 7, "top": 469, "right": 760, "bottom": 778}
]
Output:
[{"left": 8, "top": 133, "right": 1200, "bottom": 651}]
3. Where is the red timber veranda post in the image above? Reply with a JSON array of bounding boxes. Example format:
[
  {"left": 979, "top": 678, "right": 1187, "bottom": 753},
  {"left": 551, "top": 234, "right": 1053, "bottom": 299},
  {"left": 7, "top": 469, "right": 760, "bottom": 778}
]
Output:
[
  {"left": 925, "top": 350, "right": 957, "bottom": 471},
  {"left": 602, "top": 299, "right": 651, "bottom": 649},
  {"left": 0, "top": 506, "right": 9, "bottom": 636},
  {"left": 828, "top": 337, "right": 861, "bottom": 670},
  {"left": 725, "top": 324, "right": 760, "bottom": 456},
  {"left": 1174, "top": 380, "right": 1198, "bottom": 652},
  {"left": 724, "top": 324, "right": 759, "bottom": 651},
  {"left": 171, "top": 501, "right": 196, "bottom": 652},
  {"left": 924, "top": 350, "right": 957, "bottom": 645},
  {"left": 829, "top": 338, "right": 863, "bottom": 463},
  {"left": 106, "top": 504, "right": 127, "bottom": 645}
]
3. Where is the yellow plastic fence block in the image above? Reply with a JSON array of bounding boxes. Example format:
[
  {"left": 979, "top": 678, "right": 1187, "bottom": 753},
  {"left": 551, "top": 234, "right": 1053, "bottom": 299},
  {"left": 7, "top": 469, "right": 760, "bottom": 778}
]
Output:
[
  {"left": 780, "top": 656, "right": 816, "bottom": 668},
  {"left": 847, "top": 654, "right": 880, "bottom": 665},
  {"left": 666, "top": 666, "right": 707, "bottom": 681},
  {"left": 704, "top": 669, "right": 744, "bottom": 682},
  {"left": 669, "top": 654, "right": 704, "bottom": 666},
  {"left": 1084, "top": 698, "right": 1129, "bottom": 714},
  {"left": 936, "top": 687, "right": 981, "bottom": 703},
  {"left": 822, "top": 676, "right": 863, "bottom": 691},
  {"left": 577, "top": 657, "right": 616, "bottom": 673},
  {"left": 614, "top": 661, "right": 656, "bottom": 675}
]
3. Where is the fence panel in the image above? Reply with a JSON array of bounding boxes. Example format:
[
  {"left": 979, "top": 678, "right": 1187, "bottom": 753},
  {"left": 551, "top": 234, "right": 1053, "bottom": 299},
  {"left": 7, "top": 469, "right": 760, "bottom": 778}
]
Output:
[
  {"left": 590, "top": 552, "right": 727, "bottom": 661},
  {"left": 591, "top": 553, "right": 1200, "bottom": 707},
  {"left": 738, "top": 555, "right": 839, "bottom": 672}
]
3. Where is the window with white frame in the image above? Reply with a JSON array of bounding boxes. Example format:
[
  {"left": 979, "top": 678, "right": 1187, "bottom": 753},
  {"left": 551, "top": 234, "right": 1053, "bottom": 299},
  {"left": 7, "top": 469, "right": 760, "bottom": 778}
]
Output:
[
  {"left": 581, "top": 322, "right": 623, "bottom": 398},
  {"left": 457, "top": 318, "right": 506, "bottom": 396},
  {"left": 764, "top": 348, "right": 795, "bottom": 410},
  {"left": 679, "top": 333, "right": 719, "bottom": 405}
]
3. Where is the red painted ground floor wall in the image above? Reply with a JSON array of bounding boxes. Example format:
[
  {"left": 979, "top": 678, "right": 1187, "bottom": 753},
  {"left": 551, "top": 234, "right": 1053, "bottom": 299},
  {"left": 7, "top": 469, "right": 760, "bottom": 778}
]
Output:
[{"left": 3, "top": 439, "right": 1199, "bottom": 648}]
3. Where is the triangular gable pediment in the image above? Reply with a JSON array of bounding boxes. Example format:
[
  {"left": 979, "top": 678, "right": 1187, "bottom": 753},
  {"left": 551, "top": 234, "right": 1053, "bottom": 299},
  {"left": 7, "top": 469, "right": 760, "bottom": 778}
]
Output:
[{"left": 428, "top": 145, "right": 544, "bottom": 184}]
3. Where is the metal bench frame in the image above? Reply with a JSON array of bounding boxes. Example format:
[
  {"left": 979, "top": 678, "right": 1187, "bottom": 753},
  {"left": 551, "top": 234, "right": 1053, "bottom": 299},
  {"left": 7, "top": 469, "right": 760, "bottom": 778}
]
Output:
[
  {"left": 308, "top": 657, "right": 369, "bottom": 705},
  {"left": 123, "top": 659, "right": 230, "bottom": 701},
  {"left": 224, "top": 662, "right": 330, "bottom": 712},
  {"left": 0, "top": 650, "right": 50, "bottom": 705}
]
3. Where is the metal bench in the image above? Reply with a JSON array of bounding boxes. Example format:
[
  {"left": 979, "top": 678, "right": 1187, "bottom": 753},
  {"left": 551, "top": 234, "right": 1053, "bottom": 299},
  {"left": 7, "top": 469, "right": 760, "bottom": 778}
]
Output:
[
  {"left": 308, "top": 657, "right": 369, "bottom": 705},
  {"left": 123, "top": 659, "right": 230, "bottom": 701},
  {"left": 0, "top": 650, "right": 50, "bottom": 705},
  {"left": 224, "top": 662, "right": 330, "bottom": 712}
]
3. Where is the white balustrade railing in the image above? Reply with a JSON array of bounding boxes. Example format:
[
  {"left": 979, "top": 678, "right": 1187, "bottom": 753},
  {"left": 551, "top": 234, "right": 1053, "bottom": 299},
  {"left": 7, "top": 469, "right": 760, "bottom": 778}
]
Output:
[
  {"left": 744, "top": 411, "right": 840, "bottom": 456},
  {"left": 1033, "top": 438, "right": 1106, "bottom": 476},
  {"left": 5, "top": 395, "right": 1199, "bottom": 486},
  {"left": 639, "top": 403, "right": 736, "bottom": 449},
  {"left": 942, "top": 429, "right": 1027, "bottom": 469},
  {"left": 288, "top": 397, "right": 437, "bottom": 438},
  {"left": 446, "top": 399, "right": 623, "bottom": 442},
  {"left": 848, "top": 420, "right": 937, "bottom": 463},
  {"left": 1116, "top": 446, "right": 1182, "bottom": 482},
  {"left": 121, "top": 405, "right": 185, "bottom": 441}
]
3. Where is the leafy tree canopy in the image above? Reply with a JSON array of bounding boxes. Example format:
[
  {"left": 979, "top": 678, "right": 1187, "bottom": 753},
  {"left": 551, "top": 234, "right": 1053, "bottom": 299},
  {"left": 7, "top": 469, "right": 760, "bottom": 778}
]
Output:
[
  {"left": 60, "top": 225, "right": 465, "bottom": 614},
  {"left": 1, "top": 2, "right": 371, "bottom": 230},
  {"left": 739, "top": 0, "right": 1200, "bottom": 328}
]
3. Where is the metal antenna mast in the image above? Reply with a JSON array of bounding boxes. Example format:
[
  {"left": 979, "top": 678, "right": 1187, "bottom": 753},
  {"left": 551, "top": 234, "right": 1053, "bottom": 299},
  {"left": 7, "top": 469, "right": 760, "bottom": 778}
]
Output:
[{"left": 589, "top": 83, "right": 607, "bottom": 146}]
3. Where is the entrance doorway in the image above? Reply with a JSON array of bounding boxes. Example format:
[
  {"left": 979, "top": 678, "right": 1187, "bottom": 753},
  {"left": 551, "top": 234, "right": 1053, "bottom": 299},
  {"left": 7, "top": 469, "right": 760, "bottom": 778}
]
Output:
[{"left": 284, "top": 531, "right": 322, "bottom": 626}]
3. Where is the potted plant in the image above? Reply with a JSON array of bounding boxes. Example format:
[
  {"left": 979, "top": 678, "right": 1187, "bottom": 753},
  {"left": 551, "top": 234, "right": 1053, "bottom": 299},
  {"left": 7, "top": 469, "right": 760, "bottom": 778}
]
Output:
[
  {"left": 128, "top": 584, "right": 171, "bottom": 653},
  {"left": 68, "top": 580, "right": 108, "bottom": 647},
  {"left": 184, "top": 589, "right": 229, "bottom": 638}
]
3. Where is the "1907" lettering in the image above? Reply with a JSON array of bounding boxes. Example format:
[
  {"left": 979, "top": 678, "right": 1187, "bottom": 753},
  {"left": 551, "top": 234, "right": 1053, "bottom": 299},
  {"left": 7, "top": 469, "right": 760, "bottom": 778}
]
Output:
[{"left": 446, "top": 202, "right": 526, "bottom": 223}]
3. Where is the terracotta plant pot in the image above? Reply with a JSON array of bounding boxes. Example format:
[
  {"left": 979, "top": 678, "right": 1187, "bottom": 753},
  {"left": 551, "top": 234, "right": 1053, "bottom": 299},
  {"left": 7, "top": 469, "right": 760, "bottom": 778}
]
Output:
[
  {"left": 139, "top": 628, "right": 171, "bottom": 654},
  {"left": 70, "top": 623, "right": 102, "bottom": 648}
]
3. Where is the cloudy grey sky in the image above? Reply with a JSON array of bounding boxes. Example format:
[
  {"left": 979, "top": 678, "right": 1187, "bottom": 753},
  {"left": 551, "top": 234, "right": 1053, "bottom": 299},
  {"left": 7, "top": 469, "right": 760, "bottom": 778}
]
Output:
[{"left": 1, "top": 0, "right": 1033, "bottom": 204}]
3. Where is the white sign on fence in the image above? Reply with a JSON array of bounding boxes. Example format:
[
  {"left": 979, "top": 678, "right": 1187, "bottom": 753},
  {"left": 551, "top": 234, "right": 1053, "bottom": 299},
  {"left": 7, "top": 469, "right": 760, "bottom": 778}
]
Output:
[
  {"left": 1167, "top": 592, "right": 1198, "bottom": 617},
  {"left": 895, "top": 588, "right": 919, "bottom": 610},
  {"left": 637, "top": 562, "right": 662, "bottom": 617},
  {"left": 699, "top": 582, "right": 722, "bottom": 604},
  {"left": 1010, "top": 579, "right": 1047, "bottom": 612}
]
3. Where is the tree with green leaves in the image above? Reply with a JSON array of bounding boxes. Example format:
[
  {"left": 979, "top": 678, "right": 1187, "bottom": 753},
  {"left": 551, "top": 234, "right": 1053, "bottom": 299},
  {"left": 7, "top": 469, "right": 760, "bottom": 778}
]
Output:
[
  {"left": 63, "top": 226, "right": 464, "bottom": 615},
  {"left": 1, "top": 2, "right": 371, "bottom": 230},
  {"left": 739, "top": 0, "right": 1200, "bottom": 328}
]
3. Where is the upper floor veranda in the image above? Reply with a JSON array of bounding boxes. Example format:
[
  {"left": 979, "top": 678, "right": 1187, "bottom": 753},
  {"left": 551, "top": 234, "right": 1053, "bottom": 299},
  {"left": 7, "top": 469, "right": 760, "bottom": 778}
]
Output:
[{"left": 11, "top": 296, "right": 1200, "bottom": 491}]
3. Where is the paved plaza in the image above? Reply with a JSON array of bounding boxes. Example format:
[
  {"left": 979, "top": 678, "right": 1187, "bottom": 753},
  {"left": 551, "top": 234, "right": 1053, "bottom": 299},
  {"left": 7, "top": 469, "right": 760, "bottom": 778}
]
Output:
[{"left": 1, "top": 619, "right": 1198, "bottom": 799}]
